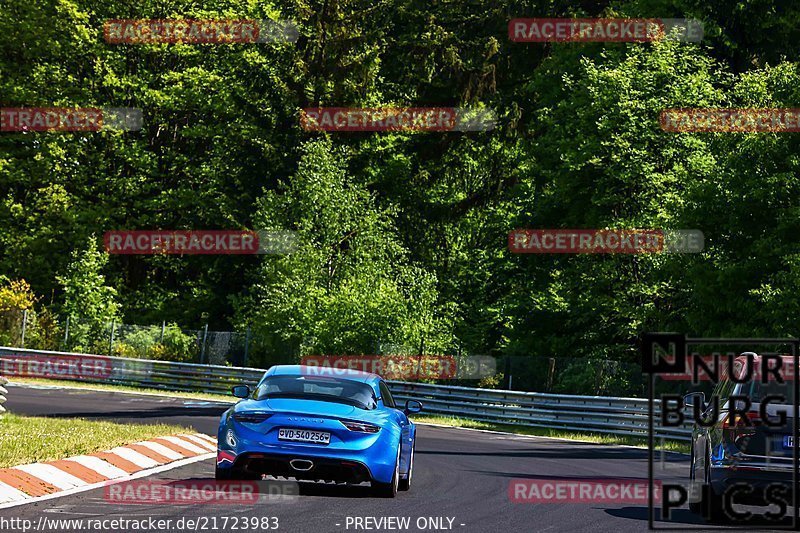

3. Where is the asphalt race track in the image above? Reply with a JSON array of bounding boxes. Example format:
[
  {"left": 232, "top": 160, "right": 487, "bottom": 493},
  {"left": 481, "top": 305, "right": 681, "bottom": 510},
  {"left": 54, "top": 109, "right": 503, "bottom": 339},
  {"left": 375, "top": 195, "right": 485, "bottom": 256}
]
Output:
[{"left": 1, "top": 384, "right": 793, "bottom": 532}]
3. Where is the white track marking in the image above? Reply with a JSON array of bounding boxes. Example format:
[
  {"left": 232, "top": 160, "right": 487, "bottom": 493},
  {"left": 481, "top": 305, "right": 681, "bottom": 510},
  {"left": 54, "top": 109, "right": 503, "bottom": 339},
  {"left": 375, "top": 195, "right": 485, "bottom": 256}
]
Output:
[
  {"left": 0, "top": 452, "right": 214, "bottom": 510},
  {"left": 65, "top": 456, "right": 129, "bottom": 479},
  {"left": 109, "top": 447, "right": 161, "bottom": 468},
  {"left": 159, "top": 436, "right": 207, "bottom": 454},
  {"left": 134, "top": 441, "right": 184, "bottom": 461},
  {"left": 0, "top": 481, "right": 30, "bottom": 503},
  {"left": 14, "top": 464, "right": 87, "bottom": 490},
  {"left": 179, "top": 434, "right": 217, "bottom": 450},
  {"left": 192, "top": 433, "right": 217, "bottom": 445}
]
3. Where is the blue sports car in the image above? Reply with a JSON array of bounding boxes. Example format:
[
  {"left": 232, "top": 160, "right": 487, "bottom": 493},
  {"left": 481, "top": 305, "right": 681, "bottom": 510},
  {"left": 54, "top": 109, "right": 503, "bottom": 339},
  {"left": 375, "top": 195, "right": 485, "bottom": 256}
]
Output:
[{"left": 216, "top": 365, "right": 423, "bottom": 497}]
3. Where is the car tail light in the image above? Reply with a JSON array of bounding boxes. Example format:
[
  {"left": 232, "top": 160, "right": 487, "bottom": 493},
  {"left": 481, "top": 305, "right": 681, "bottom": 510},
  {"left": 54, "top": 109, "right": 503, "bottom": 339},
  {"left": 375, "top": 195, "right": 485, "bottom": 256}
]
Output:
[
  {"left": 233, "top": 412, "right": 273, "bottom": 423},
  {"left": 341, "top": 421, "right": 381, "bottom": 433}
]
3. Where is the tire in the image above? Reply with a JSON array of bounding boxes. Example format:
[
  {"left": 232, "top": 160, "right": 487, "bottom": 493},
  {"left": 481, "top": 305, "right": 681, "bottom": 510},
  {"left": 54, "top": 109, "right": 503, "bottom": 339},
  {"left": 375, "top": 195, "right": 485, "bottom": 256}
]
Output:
[
  {"left": 702, "top": 484, "right": 726, "bottom": 522},
  {"left": 688, "top": 445, "right": 701, "bottom": 514},
  {"left": 215, "top": 466, "right": 235, "bottom": 480},
  {"left": 688, "top": 494, "right": 702, "bottom": 514},
  {"left": 689, "top": 445, "right": 725, "bottom": 522},
  {"left": 398, "top": 441, "right": 414, "bottom": 491},
  {"left": 373, "top": 444, "right": 400, "bottom": 498}
]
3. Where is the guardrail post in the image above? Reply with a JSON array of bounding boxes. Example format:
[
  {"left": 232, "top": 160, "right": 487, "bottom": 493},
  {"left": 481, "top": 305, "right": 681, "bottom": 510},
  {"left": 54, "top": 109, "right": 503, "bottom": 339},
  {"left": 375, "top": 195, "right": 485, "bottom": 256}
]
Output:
[
  {"left": 200, "top": 324, "right": 209, "bottom": 364},
  {"left": 243, "top": 326, "right": 251, "bottom": 366},
  {"left": 63, "top": 316, "right": 70, "bottom": 350},
  {"left": 0, "top": 375, "right": 7, "bottom": 414},
  {"left": 595, "top": 363, "right": 604, "bottom": 395},
  {"left": 546, "top": 357, "right": 555, "bottom": 391},
  {"left": 109, "top": 318, "right": 117, "bottom": 355},
  {"left": 20, "top": 310, "right": 28, "bottom": 348}
]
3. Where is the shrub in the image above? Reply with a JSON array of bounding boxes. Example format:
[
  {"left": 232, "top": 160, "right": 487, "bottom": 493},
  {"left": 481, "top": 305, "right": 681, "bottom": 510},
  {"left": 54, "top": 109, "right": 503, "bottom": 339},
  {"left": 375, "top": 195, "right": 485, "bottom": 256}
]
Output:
[
  {"left": 21, "top": 308, "right": 62, "bottom": 351},
  {"left": 158, "top": 325, "right": 197, "bottom": 362},
  {"left": 111, "top": 324, "right": 196, "bottom": 362},
  {"left": 112, "top": 342, "right": 139, "bottom": 359},
  {"left": 0, "top": 278, "right": 36, "bottom": 347}
]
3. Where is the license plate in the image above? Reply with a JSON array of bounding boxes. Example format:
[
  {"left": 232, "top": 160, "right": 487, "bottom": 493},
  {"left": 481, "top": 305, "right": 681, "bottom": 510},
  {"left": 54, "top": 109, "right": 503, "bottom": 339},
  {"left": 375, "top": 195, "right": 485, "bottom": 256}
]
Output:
[
  {"left": 784, "top": 435, "right": 794, "bottom": 448},
  {"left": 278, "top": 428, "right": 330, "bottom": 444}
]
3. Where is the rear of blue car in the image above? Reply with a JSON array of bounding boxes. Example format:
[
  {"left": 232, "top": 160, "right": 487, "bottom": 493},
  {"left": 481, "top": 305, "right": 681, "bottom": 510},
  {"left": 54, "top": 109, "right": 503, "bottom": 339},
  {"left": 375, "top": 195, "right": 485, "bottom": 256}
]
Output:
[{"left": 216, "top": 367, "right": 417, "bottom": 497}]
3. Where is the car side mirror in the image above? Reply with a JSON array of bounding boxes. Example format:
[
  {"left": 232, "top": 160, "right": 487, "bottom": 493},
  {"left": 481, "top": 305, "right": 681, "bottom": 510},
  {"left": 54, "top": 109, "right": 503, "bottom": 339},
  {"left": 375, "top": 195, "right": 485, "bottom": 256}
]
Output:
[
  {"left": 404, "top": 399, "right": 423, "bottom": 414},
  {"left": 683, "top": 391, "right": 705, "bottom": 409},
  {"left": 232, "top": 385, "right": 251, "bottom": 399}
]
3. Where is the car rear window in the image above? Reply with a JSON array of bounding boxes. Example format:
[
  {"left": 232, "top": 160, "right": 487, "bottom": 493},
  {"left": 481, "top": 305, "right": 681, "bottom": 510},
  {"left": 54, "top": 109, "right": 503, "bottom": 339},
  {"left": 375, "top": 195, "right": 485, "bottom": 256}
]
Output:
[{"left": 255, "top": 375, "right": 377, "bottom": 409}]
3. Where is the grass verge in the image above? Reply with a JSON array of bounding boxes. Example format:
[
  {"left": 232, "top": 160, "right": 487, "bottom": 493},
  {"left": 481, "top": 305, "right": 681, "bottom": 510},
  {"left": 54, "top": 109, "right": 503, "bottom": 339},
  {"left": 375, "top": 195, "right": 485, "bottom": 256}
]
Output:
[
  {"left": 0, "top": 413, "right": 192, "bottom": 468},
  {"left": 412, "top": 414, "right": 690, "bottom": 454}
]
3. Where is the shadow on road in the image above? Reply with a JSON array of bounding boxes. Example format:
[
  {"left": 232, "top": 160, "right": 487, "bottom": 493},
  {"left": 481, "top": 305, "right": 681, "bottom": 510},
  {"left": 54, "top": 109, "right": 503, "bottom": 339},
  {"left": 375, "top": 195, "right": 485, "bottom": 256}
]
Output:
[
  {"left": 605, "top": 505, "right": 795, "bottom": 528},
  {"left": 418, "top": 446, "right": 686, "bottom": 462},
  {"left": 295, "top": 482, "right": 376, "bottom": 498},
  {"left": 468, "top": 471, "right": 665, "bottom": 483},
  {"left": 171, "top": 476, "right": 378, "bottom": 499}
]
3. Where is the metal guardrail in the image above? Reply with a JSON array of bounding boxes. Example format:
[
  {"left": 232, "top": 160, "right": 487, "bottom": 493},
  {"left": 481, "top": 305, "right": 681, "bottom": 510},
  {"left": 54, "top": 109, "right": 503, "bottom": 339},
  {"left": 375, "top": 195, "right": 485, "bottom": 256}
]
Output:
[
  {"left": 388, "top": 381, "right": 691, "bottom": 441},
  {"left": 0, "top": 346, "right": 691, "bottom": 441},
  {"left": 0, "top": 346, "right": 265, "bottom": 395}
]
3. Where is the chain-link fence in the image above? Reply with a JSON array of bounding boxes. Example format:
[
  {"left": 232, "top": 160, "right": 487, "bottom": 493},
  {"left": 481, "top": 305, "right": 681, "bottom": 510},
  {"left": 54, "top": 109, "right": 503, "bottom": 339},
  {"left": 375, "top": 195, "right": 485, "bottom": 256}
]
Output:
[
  {"left": 108, "top": 322, "right": 257, "bottom": 366},
  {"left": 498, "top": 355, "right": 646, "bottom": 396},
  {"left": 0, "top": 310, "right": 259, "bottom": 367},
  {"left": 0, "top": 309, "right": 654, "bottom": 395}
]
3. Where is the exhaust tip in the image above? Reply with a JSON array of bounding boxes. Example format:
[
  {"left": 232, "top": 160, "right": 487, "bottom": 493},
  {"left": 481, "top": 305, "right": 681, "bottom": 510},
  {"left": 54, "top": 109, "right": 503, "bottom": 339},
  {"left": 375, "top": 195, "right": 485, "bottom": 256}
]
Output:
[{"left": 289, "top": 459, "right": 314, "bottom": 471}]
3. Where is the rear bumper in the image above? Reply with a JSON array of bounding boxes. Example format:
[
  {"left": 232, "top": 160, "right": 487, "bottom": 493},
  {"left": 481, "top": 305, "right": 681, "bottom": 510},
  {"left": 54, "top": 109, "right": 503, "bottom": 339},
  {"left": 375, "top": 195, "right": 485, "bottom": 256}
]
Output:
[
  {"left": 230, "top": 452, "right": 372, "bottom": 484},
  {"left": 217, "top": 424, "right": 400, "bottom": 484},
  {"left": 710, "top": 464, "right": 797, "bottom": 504}
]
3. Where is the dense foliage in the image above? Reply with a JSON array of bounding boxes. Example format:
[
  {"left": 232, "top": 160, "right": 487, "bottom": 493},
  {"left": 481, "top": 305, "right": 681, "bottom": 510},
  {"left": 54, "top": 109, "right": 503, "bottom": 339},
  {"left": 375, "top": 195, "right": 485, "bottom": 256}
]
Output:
[{"left": 2, "top": 0, "right": 800, "bottom": 392}]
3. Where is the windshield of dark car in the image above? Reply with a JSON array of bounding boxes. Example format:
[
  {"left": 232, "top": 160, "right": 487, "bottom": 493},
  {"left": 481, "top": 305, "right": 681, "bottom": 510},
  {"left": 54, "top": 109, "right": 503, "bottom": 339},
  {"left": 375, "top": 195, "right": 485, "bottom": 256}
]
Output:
[{"left": 255, "top": 375, "right": 377, "bottom": 409}]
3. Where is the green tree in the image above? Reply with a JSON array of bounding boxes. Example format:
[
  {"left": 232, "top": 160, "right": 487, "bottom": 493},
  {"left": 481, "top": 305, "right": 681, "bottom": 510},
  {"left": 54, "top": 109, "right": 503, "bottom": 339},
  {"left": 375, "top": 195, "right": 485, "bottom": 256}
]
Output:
[
  {"left": 57, "top": 238, "right": 119, "bottom": 351},
  {"left": 238, "top": 138, "right": 451, "bottom": 363}
]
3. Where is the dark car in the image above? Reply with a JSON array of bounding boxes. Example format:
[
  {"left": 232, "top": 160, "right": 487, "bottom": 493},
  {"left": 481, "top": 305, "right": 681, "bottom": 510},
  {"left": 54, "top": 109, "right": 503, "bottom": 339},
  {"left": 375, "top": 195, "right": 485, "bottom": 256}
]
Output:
[{"left": 686, "top": 353, "right": 797, "bottom": 521}]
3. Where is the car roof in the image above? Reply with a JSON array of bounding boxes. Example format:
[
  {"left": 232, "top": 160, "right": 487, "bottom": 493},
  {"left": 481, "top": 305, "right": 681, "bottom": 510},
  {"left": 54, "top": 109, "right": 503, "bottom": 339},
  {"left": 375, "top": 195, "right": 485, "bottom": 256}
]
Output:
[
  {"left": 265, "top": 364, "right": 381, "bottom": 384},
  {"left": 732, "top": 353, "right": 796, "bottom": 380},
  {"left": 734, "top": 354, "right": 795, "bottom": 365}
]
